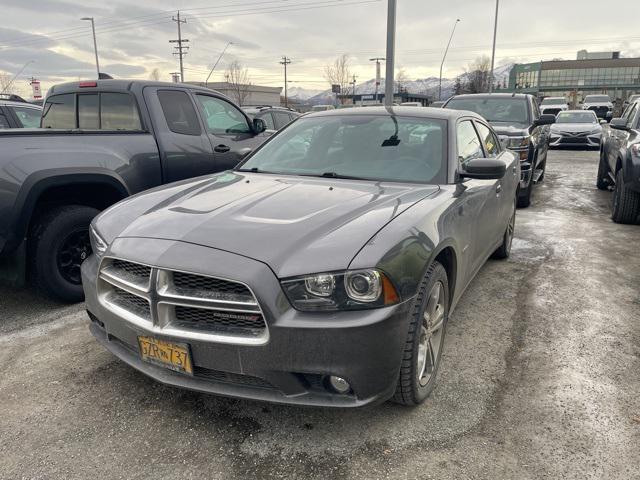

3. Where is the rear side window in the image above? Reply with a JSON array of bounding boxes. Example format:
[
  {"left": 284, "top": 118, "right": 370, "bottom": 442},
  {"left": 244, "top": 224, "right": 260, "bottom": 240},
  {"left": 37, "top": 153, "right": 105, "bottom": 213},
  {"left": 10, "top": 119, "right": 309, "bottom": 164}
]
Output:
[
  {"left": 78, "top": 94, "right": 99, "bottom": 129},
  {"left": 12, "top": 107, "right": 41, "bottom": 128},
  {"left": 258, "top": 112, "right": 275, "bottom": 130},
  {"left": 0, "top": 112, "right": 10, "bottom": 128},
  {"left": 273, "top": 111, "right": 293, "bottom": 129},
  {"left": 475, "top": 122, "right": 500, "bottom": 157},
  {"left": 457, "top": 120, "right": 483, "bottom": 165},
  {"left": 158, "top": 90, "right": 201, "bottom": 135},
  {"left": 42, "top": 94, "right": 75, "bottom": 129},
  {"left": 101, "top": 93, "right": 141, "bottom": 130}
]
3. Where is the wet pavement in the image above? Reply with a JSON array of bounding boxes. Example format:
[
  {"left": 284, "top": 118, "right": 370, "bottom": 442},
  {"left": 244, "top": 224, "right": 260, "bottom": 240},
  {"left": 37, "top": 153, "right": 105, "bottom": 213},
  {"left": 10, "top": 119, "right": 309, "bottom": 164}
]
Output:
[{"left": 1, "top": 149, "right": 638, "bottom": 479}]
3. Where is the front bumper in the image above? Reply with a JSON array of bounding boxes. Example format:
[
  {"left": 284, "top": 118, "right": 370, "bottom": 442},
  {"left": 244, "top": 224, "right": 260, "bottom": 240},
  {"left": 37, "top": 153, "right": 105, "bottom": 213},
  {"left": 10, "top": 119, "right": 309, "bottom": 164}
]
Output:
[
  {"left": 549, "top": 133, "right": 601, "bottom": 148},
  {"left": 82, "top": 238, "right": 413, "bottom": 407}
]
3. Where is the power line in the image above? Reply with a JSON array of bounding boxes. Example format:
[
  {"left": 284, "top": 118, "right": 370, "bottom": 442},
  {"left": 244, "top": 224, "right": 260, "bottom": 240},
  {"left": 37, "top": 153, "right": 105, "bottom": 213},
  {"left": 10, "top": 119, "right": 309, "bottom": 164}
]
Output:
[{"left": 170, "top": 11, "right": 189, "bottom": 82}]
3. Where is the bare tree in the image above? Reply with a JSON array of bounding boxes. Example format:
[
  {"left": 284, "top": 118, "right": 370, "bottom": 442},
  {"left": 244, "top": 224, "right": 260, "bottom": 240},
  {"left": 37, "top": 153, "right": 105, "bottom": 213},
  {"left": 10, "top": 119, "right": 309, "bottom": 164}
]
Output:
[
  {"left": 465, "top": 55, "right": 491, "bottom": 93},
  {"left": 148, "top": 68, "right": 161, "bottom": 81},
  {"left": 323, "top": 54, "right": 351, "bottom": 104},
  {"left": 225, "top": 60, "right": 251, "bottom": 106},
  {"left": 0, "top": 73, "right": 21, "bottom": 95},
  {"left": 395, "top": 68, "right": 410, "bottom": 94}
]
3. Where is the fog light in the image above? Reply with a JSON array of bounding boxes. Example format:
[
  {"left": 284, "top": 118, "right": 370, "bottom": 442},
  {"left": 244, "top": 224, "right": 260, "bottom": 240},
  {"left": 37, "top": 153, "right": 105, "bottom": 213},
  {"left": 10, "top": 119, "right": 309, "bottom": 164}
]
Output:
[{"left": 328, "top": 375, "right": 351, "bottom": 394}]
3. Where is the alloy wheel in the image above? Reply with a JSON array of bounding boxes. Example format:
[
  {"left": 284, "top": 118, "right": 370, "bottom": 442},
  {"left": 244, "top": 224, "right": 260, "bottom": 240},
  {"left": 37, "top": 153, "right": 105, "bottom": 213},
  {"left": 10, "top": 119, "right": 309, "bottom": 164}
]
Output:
[{"left": 417, "top": 281, "right": 446, "bottom": 387}]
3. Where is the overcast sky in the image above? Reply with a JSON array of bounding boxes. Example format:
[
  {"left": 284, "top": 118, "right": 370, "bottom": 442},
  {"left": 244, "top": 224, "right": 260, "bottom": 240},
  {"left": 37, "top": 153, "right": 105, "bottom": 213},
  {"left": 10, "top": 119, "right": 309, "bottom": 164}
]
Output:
[{"left": 1, "top": 0, "right": 639, "bottom": 96}]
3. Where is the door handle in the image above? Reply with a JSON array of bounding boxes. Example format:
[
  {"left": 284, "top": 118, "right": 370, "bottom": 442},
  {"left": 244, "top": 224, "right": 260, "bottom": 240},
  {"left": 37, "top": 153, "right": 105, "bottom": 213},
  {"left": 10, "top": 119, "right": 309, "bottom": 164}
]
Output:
[
  {"left": 512, "top": 165, "right": 517, "bottom": 175},
  {"left": 496, "top": 184, "right": 502, "bottom": 194},
  {"left": 214, "top": 144, "right": 231, "bottom": 153}
]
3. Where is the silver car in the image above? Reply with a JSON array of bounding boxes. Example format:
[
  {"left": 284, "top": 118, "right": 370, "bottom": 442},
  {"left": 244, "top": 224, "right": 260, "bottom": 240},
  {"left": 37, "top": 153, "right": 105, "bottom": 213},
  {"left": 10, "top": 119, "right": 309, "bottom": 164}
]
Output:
[{"left": 549, "top": 110, "right": 603, "bottom": 148}]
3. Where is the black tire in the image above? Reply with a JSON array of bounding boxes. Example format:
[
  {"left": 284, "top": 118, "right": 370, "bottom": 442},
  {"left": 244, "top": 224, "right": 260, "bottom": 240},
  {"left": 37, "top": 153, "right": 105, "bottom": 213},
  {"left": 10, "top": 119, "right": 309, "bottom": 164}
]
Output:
[
  {"left": 392, "top": 261, "right": 449, "bottom": 406},
  {"left": 492, "top": 199, "right": 516, "bottom": 259},
  {"left": 29, "top": 205, "right": 99, "bottom": 302},
  {"left": 517, "top": 178, "right": 532, "bottom": 208},
  {"left": 596, "top": 151, "right": 610, "bottom": 190},
  {"left": 537, "top": 158, "right": 546, "bottom": 182},
  {"left": 611, "top": 169, "right": 640, "bottom": 224}
]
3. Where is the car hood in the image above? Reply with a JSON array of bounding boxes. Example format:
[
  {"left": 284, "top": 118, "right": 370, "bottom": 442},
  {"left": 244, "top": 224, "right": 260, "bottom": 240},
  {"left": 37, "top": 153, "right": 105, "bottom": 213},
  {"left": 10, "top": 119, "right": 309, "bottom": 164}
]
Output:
[
  {"left": 96, "top": 171, "right": 440, "bottom": 278},
  {"left": 551, "top": 123, "right": 601, "bottom": 133}
]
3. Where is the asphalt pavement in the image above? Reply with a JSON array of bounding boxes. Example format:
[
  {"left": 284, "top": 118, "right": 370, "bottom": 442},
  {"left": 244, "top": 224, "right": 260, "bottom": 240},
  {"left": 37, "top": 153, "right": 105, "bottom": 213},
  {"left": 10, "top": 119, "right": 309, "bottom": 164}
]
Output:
[{"left": 0, "top": 149, "right": 638, "bottom": 480}]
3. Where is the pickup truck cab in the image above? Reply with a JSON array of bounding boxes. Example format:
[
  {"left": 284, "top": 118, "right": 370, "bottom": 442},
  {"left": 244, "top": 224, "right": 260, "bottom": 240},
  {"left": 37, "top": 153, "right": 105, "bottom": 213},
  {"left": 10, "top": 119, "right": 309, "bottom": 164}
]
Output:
[
  {"left": 443, "top": 93, "right": 555, "bottom": 208},
  {"left": 539, "top": 97, "right": 569, "bottom": 116},
  {"left": 0, "top": 80, "right": 270, "bottom": 301},
  {"left": 597, "top": 98, "right": 640, "bottom": 224},
  {"left": 582, "top": 94, "right": 614, "bottom": 121}
]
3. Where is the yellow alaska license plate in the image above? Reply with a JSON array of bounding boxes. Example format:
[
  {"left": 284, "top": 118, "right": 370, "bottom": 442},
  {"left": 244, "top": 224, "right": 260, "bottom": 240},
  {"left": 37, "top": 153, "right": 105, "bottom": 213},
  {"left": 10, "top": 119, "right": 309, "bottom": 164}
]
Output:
[{"left": 137, "top": 336, "right": 193, "bottom": 375}]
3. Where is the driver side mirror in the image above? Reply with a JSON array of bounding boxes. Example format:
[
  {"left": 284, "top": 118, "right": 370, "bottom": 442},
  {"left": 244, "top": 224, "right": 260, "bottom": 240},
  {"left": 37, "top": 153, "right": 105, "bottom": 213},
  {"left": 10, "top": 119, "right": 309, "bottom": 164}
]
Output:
[
  {"left": 609, "top": 118, "right": 629, "bottom": 131},
  {"left": 534, "top": 114, "right": 556, "bottom": 126},
  {"left": 252, "top": 117, "right": 267, "bottom": 134},
  {"left": 459, "top": 158, "right": 507, "bottom": 180}
]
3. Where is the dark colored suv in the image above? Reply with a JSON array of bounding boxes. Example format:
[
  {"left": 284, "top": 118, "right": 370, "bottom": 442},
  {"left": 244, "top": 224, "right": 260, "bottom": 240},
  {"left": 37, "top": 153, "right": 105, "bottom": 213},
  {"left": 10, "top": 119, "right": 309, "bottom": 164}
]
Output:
[
  {"left": 443, "top": 93, "right": 555, "bottom": 208},
  {"left": 243, "top": 106, "right": 300, "bottom": 131}
]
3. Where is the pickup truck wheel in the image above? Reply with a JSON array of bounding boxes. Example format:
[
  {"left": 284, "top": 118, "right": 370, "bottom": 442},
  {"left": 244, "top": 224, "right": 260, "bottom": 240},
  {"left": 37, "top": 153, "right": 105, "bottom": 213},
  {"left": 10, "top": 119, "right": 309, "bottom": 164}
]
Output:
[
  {"left": 596, "top": 153, "right": 610, "bottom": 190},
  {"left": 392, "top": 261, "right": 448, "bottom": 406},
  {"left": 611, "top": 169, "right": 640, "bottom": 224},
  {"left": 30, "top": 205, "right": 99, "bottom": 302},
  {"left": 517, "top": 178, "right": 532, "bottom": 208},
  {"left": 492, "top": 199, "right": 516, "bottom": 259}
]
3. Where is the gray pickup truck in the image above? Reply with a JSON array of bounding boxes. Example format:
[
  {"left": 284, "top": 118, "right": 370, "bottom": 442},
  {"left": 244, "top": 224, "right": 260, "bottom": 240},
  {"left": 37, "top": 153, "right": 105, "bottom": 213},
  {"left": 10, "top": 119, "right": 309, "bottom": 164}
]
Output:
[{"left": 0, "top": 79, "right": 271, "bottom": 301}]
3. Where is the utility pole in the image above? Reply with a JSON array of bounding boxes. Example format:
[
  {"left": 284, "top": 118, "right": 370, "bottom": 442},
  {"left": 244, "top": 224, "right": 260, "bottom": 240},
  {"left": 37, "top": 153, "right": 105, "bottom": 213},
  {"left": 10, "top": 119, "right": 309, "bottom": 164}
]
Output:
[
  {"left": 170, "top": 11, "right": 189, "bottom": 83},
  {"left": 439, "top": 19, "right": 460, "bottom": 101},
  {"left": 81, "top": 17, "right": 100, "bottom": 78},
  {"left": 351, "top": 74, "right": 357, "bottom": 104},
  {"left": 489, "top": 0, "right": 499, "bottom": 93},
  {"left": 280, "top": 56, "right": 291, "bottom": 108},
  {"left": 384, "top": 0, "right": 397, "bottom": 107},
  {"left": 369, "top": 57, "right": 385, "bottom": 104}
]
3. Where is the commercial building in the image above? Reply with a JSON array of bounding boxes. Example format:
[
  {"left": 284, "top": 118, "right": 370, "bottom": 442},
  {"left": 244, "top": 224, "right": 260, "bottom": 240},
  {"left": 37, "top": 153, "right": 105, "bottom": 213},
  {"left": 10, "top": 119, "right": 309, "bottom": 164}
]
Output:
[
  {"left": 507, "top": 56, "right": 640, "bottom": 105},
  {"left": 187, "top": 82, "right": 282, "bottom": 106},
  {"left": 348, "top": 92, "right": 431, "bottom": 106}
]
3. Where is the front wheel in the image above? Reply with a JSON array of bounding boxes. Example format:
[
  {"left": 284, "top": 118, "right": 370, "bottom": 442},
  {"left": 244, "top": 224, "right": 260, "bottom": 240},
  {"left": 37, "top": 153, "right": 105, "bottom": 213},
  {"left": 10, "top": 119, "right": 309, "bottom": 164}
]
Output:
[
  {"left": 517, "top": 178, "right": 533, "bottom": 208},
  {"left": 392, "top": 261, "right": 449, "bottom": 406},
  {"left": 29, "top": 205, "right": 99, "bottom": 302},
  {"left": 596, "top": 152, "right": 610, "bottom": 190},
  {"left": 611, "top": 169, "right": 640, "bottom": 224}
]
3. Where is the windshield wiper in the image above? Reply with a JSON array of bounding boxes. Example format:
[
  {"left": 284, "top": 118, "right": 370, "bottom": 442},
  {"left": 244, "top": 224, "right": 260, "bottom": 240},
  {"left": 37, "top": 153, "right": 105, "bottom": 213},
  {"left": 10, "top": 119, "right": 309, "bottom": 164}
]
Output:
[
  {"left": 312, "top": 172, "right": 369, "bottom": 180},
  {"left": 236, "top": 167, "right": 279, "bottom": 174}
]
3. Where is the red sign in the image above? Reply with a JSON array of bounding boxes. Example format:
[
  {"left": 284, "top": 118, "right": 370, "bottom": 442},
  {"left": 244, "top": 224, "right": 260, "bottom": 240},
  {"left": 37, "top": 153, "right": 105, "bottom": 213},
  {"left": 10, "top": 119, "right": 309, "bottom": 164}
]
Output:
[{"left": 30, "top": 79, "right": 42, "bottom": 99}]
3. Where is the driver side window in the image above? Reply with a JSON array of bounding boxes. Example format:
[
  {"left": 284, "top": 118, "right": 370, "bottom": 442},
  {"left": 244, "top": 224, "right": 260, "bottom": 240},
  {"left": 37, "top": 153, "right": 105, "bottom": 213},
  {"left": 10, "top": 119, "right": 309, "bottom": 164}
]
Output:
[
  {"left": 195, "top": 95, "right": 251, "bottom": 135},
  {"left": 457, "top": 120, "right": 483, "bottom": 166}
]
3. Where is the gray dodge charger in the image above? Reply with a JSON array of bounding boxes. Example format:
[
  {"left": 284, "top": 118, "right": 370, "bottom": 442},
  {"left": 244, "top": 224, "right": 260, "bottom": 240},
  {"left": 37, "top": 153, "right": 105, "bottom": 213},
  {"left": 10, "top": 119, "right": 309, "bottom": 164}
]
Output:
[{"left": 82, "top": 107, "right": 519, "bottom": 407}]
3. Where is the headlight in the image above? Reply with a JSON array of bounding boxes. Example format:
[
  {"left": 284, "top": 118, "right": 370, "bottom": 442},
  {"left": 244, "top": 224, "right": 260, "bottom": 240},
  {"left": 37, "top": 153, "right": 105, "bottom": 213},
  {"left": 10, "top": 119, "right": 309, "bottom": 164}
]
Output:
[
  {"left": 89, "top": 224, "right": 108, "bottom": 257},
  {"left": 504, "top": 136, "right": 529, "bottom": 150},
  {"left": 281, "top": 269, "right": 400, "bottom": 311}
]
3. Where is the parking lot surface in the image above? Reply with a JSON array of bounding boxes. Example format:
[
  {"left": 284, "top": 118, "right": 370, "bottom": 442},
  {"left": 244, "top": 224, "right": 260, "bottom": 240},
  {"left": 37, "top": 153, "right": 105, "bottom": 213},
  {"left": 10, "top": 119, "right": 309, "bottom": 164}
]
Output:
[{"left": 1, "top": 149, "right": 638, "bottom": 480}]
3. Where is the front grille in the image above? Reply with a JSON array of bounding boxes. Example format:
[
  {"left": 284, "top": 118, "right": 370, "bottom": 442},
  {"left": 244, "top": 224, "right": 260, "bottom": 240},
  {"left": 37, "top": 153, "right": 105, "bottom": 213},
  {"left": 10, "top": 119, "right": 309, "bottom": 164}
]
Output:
[
  {"left": 560, "top": 137, "right": 589, "bottom": 144},
  {"left": 172, "top": 271, "right": 254, "bottom": 303},
  {"left": 588, "top": 106, "right": 609, "bottom": 117},
  {"left": 98, "top": 257, "right": 268, "bottom": 344},
  {"left": 174, "top": 306, "right": 265, "bottom": 336},
  {"left": 109, "top": 287, "right": 151, "bottom": 320},
  {"left": 193, "top": 367, "right": 274, "bottom": 389}
]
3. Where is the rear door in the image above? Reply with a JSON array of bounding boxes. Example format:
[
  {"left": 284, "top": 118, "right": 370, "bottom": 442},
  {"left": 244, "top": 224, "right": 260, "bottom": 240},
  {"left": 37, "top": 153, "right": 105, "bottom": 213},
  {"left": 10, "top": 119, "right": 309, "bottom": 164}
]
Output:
[
  {"left": 144, "top": 87, "right": 216, "bottom": 183},
  {"left": 457, "top": 119, "right": 503, "bottom": 271},
  {"left": 193, "top": 93, "right": 266, "bottom": 171}
]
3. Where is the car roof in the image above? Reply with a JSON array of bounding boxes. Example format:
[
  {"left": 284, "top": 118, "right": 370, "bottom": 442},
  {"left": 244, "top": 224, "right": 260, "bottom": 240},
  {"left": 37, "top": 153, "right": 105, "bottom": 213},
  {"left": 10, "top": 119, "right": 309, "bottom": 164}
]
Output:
[
  {"left": 449, "top": 93, "right": 531, "bottom": 100},
  {"left": 48, "top": 79, "right": 224, "bottom": 96},
  {"left": 303, "top": 105, "right": 484, "bottom": 121},
  {"left": 0, "top": 100, "right": 42, "bottom": 108}
]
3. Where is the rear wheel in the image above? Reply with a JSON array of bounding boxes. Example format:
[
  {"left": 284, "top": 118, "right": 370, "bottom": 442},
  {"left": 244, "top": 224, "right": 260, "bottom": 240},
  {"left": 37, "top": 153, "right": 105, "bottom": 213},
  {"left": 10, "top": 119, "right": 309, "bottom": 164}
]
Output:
[
  {"left": 392, "top": 261, "right": 448, "bottom": 406},
  {"left": 611, "top": 169, "right": 640, "bottom": 224},
  {"left": 596, "top": 152, "right": 611, "bottom": 190},
  {"left": 29, "top": 205, "right": 99, "bottom": 302},
  {"left": 493, "top": 199, "right": 516, "bottom": 259}
]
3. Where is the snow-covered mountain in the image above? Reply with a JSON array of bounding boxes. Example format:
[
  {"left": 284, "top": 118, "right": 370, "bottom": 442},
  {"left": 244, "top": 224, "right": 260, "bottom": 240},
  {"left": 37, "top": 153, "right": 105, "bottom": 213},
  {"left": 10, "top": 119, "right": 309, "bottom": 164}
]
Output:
[
  {"left": 306, "top": 63, "right": 514, "bottom": 105},
  {"left": 286, "top": 86, "right": 324, "bottom": 101}
]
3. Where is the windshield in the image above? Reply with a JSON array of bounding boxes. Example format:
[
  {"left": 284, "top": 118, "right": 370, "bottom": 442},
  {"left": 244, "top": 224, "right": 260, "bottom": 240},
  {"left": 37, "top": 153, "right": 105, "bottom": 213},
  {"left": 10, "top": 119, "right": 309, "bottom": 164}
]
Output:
[
  {"left": 238, "top": 115, "right": 448, "bottom": 184},
  {"left": 585, "top": 95, "right": 610, "bottom": 103},
  {"left": 446, "top": 97, "right": 529, "bottom": 124},
  {"left": 556, "top": 112, "right": 597, "bottom": 124},
  {"left": 541, "top": 98, "right": 566, "bottom": 105}
]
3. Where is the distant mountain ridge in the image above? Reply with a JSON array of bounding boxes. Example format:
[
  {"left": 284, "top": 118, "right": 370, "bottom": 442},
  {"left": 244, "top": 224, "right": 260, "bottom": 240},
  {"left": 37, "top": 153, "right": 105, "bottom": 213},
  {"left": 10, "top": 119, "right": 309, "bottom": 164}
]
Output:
[{"left": 290, "top": 63, "right": 514, "bottom": 105}]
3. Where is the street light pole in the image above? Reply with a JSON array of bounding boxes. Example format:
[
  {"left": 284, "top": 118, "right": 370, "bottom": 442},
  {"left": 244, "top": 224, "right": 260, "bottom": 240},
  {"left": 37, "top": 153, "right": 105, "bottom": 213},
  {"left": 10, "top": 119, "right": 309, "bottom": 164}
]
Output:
[
  {"left": 81, "top": 17, "right": 100, "bottom": 78},
  {"left": 489, "top": 0, "right": 499, "bottom": 93},
  {"left": 439, "top": 19, "right": 460, "bottom": 101},
  {"left": 0, "top": 60, "right": 34, "bottom": 94},
  {"left": 205, "top": 42, "right": 233, "bottom": 87},
  {"left": 384, "top": 0, "right": 397, "bottom": 107}
]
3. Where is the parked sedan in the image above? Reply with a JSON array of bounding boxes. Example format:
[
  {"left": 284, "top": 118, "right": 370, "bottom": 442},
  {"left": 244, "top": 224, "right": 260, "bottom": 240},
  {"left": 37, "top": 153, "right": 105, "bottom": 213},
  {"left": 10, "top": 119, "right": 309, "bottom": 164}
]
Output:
[
  {"left": 549, "top": 110, "right": 603, "bottom": 148},
  {"left": 82, "top": 107, "right": 519, "bottom": 407}
]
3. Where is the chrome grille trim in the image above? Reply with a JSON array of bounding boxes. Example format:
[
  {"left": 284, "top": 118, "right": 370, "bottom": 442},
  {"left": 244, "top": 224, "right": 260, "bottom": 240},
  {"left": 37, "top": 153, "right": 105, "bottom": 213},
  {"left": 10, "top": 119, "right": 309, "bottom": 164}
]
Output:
[{"left": 97, "top": 257, "right": 268, "bottom": 345}]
